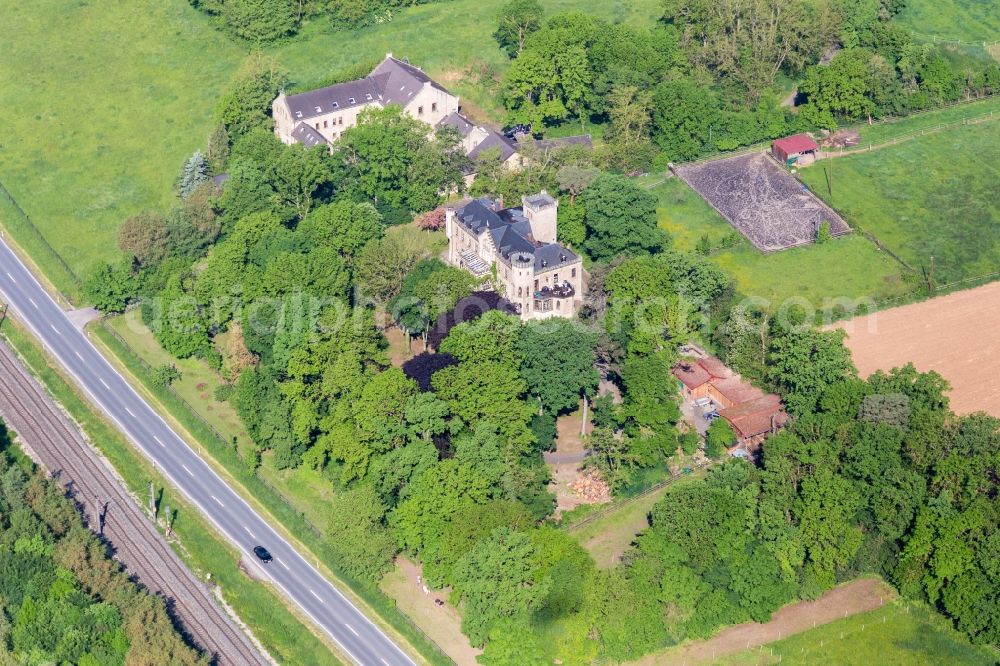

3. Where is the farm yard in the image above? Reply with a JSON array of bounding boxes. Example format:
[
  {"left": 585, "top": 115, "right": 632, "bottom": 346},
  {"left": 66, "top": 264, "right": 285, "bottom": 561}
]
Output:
[
  {"left": 835, "top": 280, "right": 1000, "bottom": 418},
  {"left": 650, "top": 176, "right": 910, "bottom": 310},
  {"left": 676, "top": 153, "right": 850, "bottom": 251},
  {"left": 799, "top": 119, "right": 1000, "bottom": 286}
]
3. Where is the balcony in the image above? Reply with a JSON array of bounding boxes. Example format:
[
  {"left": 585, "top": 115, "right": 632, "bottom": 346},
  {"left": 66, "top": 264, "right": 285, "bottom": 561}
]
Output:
[{"left": 533, "top": 282, "right": 575, "bottom": 300}]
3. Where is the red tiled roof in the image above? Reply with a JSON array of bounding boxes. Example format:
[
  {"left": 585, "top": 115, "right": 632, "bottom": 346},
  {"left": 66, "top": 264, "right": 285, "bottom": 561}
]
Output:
[
  {"left": 672, "top": 362, "right": 711, "bottom": 390},
  {"left": 773, "top": 134, "right": 819, "bottom": 154},
  {"left": 720, "top": 395, "right": 788, "bottom": 439},
  {"left": 698, "top": 356, "right": 733, "bottom": 380},
  {"left": 712, "top": 377, "right": 764, "bottom": 404}
]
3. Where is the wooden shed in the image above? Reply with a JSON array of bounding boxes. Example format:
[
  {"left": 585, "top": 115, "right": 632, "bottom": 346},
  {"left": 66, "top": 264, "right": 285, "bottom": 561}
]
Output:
[{"left": 772, "top": 134, "right": 819, "bottom": 165}]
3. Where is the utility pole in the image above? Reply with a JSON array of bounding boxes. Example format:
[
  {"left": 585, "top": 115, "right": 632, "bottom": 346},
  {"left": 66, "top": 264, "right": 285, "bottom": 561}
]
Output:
[
  {"left": 0, "top": 302, "right": 8, "bottom": 331},
  {"left": 149, "top": 481, "right": 156, "bottom": 517}
]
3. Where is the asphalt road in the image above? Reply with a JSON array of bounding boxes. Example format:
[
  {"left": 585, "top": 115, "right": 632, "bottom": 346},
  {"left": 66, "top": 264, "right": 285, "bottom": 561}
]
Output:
[{"left": 0, "top": 238, "right": 415, "bottom": 666}]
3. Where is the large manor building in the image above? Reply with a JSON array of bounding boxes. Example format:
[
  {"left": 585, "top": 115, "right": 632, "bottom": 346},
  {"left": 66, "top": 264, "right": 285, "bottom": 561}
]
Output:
[
  {"left": 272, "top": 54, "right": 520, "bottom": 169},
  {"left": 446, "top": 192, "right": 583, "bottom": 320}
]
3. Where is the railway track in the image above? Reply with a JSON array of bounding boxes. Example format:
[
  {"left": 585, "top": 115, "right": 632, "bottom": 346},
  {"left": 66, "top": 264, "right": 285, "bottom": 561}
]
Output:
[{"left": 0, "top": 342, "right": 268, "bottom": 666}]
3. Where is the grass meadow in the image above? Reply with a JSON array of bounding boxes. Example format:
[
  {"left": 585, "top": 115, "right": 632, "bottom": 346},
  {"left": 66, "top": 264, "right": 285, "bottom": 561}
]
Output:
[
  {"left": 799, "top": 119, "right": 1000, "bottom": 286},
  {"left": 896, "top": 0, "right": 1000, "bottom": 43},
  {"left": 268, "top": 0, "right": 662, "bottom": 120},
  {"left": 0, "top": 1, "right": 243, "bottom": 296},
  {"left": 717, "top": 601, "right": 998, "bottom": 666}
]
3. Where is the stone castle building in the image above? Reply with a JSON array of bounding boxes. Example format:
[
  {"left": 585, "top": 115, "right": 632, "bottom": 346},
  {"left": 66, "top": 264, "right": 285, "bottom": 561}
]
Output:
[{"left": 446, "top": 192, "right": 583, "bottom": 320}]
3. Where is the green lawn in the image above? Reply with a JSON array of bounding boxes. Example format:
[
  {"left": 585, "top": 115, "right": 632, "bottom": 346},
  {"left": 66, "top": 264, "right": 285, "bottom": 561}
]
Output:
[
  {"left": 718, "top": 602, "right": 998, "bottom": 666},
  {"left": 650, "top": 177, "right": 912, "bottom": 312},
  {"left": 896, "top": 0, "right": 1000, "bottom": 43},
  {"left": 267, "top": 0, "right": 662, "bottom": 120},
  {"left": 0, "top": 1, "right": 243, "bottom": 298},
  {"left": 799, "top": 120, "right": 1000, "bottom": 286},
  {"left": 848, "top": 95, "right": 1000, "bottom": 147}
]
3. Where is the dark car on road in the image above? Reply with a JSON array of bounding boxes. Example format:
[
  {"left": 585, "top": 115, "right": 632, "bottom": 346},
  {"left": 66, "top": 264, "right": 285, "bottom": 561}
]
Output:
[{"left": 253, "top": 546, "right": 273, "bottom": 563}]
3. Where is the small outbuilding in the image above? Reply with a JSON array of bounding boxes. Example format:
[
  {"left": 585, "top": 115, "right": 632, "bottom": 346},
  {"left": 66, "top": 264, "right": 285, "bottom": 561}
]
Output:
[{"left": 772, "top": 134, "right": 819, "bottom": 166}]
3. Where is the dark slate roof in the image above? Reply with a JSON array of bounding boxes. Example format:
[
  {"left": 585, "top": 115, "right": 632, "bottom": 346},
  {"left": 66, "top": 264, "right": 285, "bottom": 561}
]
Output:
[
  {"left": 437, "top": 112, "right": 474, "bottom": 137},
  {"left": 533, "top": 243, "right": 578, "bottom": 272},
  {"left": 371, "top": 56, "right": 451, "bottom": 105},
  {"left": 524, "top": 191, "right": 557, "bottom": 208},
  {"left": 282, "top": 56, "right": 454, "bottom": 122},
  {"left": 453, "top": 198, "right": 579, "bottom": 272},
  {"left": 291, "top": 122, "right": 329, "bottom": 148},
  {"left": 528, "top": 134, "right": 594, "bottom": 152},
  {"left": 284, "top": 79, "right": 381, "bottom": 121},
  {"left": 468, "top": 130, "right": 519, "bottom": 162}
]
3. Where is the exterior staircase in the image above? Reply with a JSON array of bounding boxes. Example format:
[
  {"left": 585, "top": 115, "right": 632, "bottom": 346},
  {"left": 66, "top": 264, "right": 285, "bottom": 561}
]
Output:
[{"left": 459, "top": 250, "right": 490, "bottom": 276}]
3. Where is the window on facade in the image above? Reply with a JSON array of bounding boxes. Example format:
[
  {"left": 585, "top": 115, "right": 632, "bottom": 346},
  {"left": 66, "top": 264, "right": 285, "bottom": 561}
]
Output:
[
  {"left": 517, "top": 287, "right": 522, "bottom": 297},
  {"left": 323, "top": 120, "right": 328, "bottom": 128},
  {"left": 339, "top": 117, "right": 343, "bottom": 125},
  {"left": 314, "top": 123, "right": 320, "bottom": 130},
  {"left": 418, "top": 106, "right": 424, "bottom": 115},
  {"left": 554, "top": 273, "right": 559, "bottom": 284},
  {"left": 432, "top": 102, "right": 438, "bottom": 112},
  {"left": 556, "top": 301, "right": 561, "bottom": 310},
  {"left": 571, "top": 268, "right": 576, "bottom": 278},
  {"left": 534, "top": 279, "right": 539, "bottom": 291}
]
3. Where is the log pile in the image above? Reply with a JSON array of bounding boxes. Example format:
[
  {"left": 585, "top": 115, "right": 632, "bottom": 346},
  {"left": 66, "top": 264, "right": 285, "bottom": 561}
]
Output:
[{"left": 570, "top": 468, "right": 611, "bottom": 503}]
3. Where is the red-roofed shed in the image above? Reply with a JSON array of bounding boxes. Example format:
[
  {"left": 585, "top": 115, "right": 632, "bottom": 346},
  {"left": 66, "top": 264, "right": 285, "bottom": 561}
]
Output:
[{"left": 772, "top": 134, "right": 819, "bottom": 164}]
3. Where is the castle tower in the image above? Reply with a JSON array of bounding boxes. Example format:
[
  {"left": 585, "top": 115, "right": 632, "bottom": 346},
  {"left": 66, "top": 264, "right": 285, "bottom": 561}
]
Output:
[
  {"left": 522, "top": 190, "right": 558, "bottom": 245},
  {"left": 510, "top": 251, "right": 535, "bottom": 319}
]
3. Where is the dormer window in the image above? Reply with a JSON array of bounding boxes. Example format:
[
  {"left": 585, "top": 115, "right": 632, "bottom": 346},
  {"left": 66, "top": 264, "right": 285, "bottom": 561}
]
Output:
[
  {"left": 314, "top": 106, "right": 322, "bottom": 113},
  {"left": 348, "top": 97, "right": 355, "bottom": 104}
]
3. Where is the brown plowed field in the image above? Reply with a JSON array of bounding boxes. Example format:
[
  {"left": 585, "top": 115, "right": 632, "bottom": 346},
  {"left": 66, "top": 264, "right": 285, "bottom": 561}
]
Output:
[{"left": 834, "top": 281, "right": 1000, "bottom": 417}]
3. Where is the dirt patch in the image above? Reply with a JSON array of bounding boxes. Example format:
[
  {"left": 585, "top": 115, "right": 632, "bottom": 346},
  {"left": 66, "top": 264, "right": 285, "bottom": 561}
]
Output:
[
  {"left": 385, "top": 325, "right": 424, "bottom": 367},
  {"left": 628, "top": 578, "right": 896, "bottom": 665},
  {"left": 555, "top": 403, "right": 589, "bottom": 454},
  {"left": 676, "top": 152, "right": 850, "bottom": 251},
  {"left": 833, "top": 281, "right": 1000, "bottom": 417},
  {"left": 380, "top": 557, "right": 480, "bottom": 666}
]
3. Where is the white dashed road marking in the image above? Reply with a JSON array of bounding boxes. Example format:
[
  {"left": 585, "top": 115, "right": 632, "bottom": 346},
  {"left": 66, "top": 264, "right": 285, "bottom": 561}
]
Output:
[
  {"left": 344, "top": 623, "right": 359, "bottom": 637},
  {"left": 153, "top": 435, "right": 165, "bottom": 448},
  {"left": 28, "top": 298, "right": 37, "bottom": 308},
  {"left": 244, "top": 525, "right": 257, "bottom": 539},
  {"left": 6, "top": 272, "right": 15, "bottom": 282},
  {"left": 310, "top": 589, "right": 324, "bottom": 603},
  {"left": 49, "top": 324, "right": 60, "bottom": 335},
  {"left": 99, "top": 378, "right": 110, "bottom": 389},
  {"left": 277, "top": 558, "right": 289, "bottom": 571},
  {"left": 181, "top": 464, "right": 194, "bottom": 477},
  {"left": 211, "top": 495, "right": 224, "bottom": 507}
]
